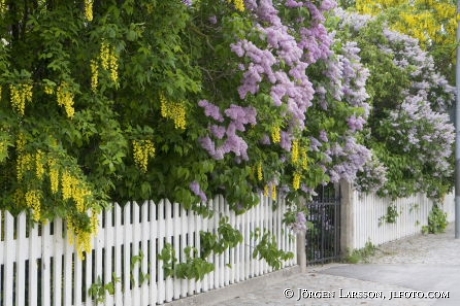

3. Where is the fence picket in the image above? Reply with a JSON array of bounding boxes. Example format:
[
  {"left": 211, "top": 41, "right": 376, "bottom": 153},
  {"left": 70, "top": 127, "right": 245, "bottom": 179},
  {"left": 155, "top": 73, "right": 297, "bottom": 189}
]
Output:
[
  {"left": 103, "top": 206, "right": 114, "bottom": 306},
  {"left": 3, "top": 212, "right": 14, "bottom": 306},
  {"left": 140, "top": 202, "right": 150, "bottom": 306},
  {"left": 41, "top": 222, "right": 52, "bottom": 306},
  {"left": 113, "top": 203, "right": 123, "bottom": 306},
  {"left": 16, "top": 213, "right": 27, "bottom": 306},
  {"left": 52, "top": 219, "right": 63, "bottom": 306}
]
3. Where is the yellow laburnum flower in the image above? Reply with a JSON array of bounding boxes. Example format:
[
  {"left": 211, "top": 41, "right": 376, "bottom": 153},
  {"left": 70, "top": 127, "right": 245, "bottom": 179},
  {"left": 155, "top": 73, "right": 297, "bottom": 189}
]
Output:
[
  {"left": 133, "top": 139, "right": 156, "bottom": 172},
  {"left": 25, "top": 189, "right": 41, "bottom": 221},
  {"left": 16, "top": 153, "right": 33, "bottom": 181},
  {"left": 90, "top": 60, "right": 99, "bottom": 92},
  {"left": 292, "top": 139, "right": 300, "bottom": 164},
  {"left": 159, "top": 93, "right": 187, "bottom": 129},
  {"left": 100, "top": 41, "right": 118, "bottom": 84},
  {"left": 271, "top": 125, "right": 281, "bottom": 144},
  {"left": 257, "top": 162, "right": 263, "bottom": 181},
  {"left": 271, "top": 185, "right": 277, "bottom": 199},
  {"left": 293, "top": 172, "right": 301, "bottom": 190},
  {"left": 10, "top": 83, "right": 33, "bottom": 115},
  {"left": 57, "top": 82, "right": 75, "bottom": 118},
  {"left": 48, "top": 159, "right": 60, "bottom": 194},
  {"left": 264, "top": 185, "right": 270, "bottom": 196},
  {"left": 85, "top": 0, "right": 93, "bottom": 21},
  {"left": 35, "top": 150, "right": 45, "bottom": 181},
  {"left": 61, "top": 171, "right": 73, "bottom": 200}
]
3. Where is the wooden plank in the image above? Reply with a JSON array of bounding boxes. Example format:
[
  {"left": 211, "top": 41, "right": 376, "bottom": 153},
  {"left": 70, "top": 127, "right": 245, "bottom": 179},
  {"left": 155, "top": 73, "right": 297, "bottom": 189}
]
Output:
[
  {"left": 149, "top": 200, "right": 158, "bottom": 305},
  {"left": 41, "top": 222, "right": 52, "bottom": 306},
  {"left": 29, "top": 217, "right": 41, "bottom": 306},
  {"left": 131, "top": 202, "right": 141, "bottom": 306},
  {"left": 3, "top": 212, "right": 15, "bottom": 306},
  {"left": 164, "top": 199, "right": 173, "bottom": 302},
  {"left": 16, "top": 213, "right": 27, "bottom": 306},
  {"left": 103, "top": 207, "right": 114, "bottom": 306},
  {"left": 52, "top": 219, "right": 63, "bottom": 306},
  {"left": 140, "top": 201, "right": 150, "bottom": 306},
  {"left": 123, "top": 202, "right": 132, "bottom": 306},
  {"left": 113, "top": 203, "right": 123, "bottom": 306},
  {"left": 156, "top": 200, "right": 165, "bottom": 304},
  {"left": 180, "top": 207, "right": 189, "bottom": 296},
  {"left": 172, "top": 201, "right": 182, "bottom": 300}
]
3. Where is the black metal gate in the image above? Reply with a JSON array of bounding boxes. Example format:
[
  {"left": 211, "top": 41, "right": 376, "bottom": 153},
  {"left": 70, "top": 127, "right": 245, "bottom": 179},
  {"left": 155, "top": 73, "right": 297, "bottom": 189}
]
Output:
[{"left": 305, "top": 183, "right": 341, "bottom": 264}]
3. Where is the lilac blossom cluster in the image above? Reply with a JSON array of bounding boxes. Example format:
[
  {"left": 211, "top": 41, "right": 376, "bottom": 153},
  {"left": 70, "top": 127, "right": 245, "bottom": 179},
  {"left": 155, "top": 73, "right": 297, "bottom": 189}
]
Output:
[
  {"left": 198, "top": 100, "right": 257, "bottom": 161},
  {"left": 232, "top": 0, "right": 335, "bottom": 139},
  {"left": 190, "top": 181, "right": 207, "bottom": 202}
]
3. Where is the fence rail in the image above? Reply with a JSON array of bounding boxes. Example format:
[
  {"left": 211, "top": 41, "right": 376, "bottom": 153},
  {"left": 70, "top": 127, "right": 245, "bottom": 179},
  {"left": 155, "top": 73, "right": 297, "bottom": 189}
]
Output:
[{"left": 0, "top": 195, "right": 296, "bottom": 306}]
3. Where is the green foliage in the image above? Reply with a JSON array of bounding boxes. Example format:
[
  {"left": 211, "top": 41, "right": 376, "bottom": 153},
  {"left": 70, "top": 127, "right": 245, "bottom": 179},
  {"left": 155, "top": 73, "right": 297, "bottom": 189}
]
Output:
[
  {"left": 422, "top": 204, "right": 448, "bottom": 234},
  {"left": 200, "top": 216, "right": 243, "bottom": 258},
  {"left": 130, "top": 251, "right": 150, "bottom": 287},
  {"left": 378, "top": 204, "right": 399, "bottom": 226},
  {"left": 88, "top": 273, "right": 121, "bottom": 304},
  {"left": 251, "top": 228, "right": 294, "bottom": 270},
  {"left": 158, "top": 243, "right": 214, "bottom": 281},
  {"left": 174, "top": 247, "right": 215, "bottom": 281},
  {"left": 345, "top": 240, "right": 376, "bottom": 264}
]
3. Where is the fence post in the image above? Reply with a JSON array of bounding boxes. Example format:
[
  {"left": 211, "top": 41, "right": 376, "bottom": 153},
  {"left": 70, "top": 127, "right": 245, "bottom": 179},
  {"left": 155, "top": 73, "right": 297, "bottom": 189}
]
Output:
[
  {"left": 296, "top": 231, "right": 306, "bottom": 272},
  {"left": 340, "top": 180, "right": 355, "bottom": 256}
]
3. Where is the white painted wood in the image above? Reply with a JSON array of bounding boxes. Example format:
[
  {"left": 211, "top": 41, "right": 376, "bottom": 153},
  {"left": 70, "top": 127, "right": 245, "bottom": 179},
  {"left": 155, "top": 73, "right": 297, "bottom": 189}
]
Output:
[
  {"left": 16, "top": 213, "right": 27, "bottom": 306},
  {"left": 4, "top": 212, "right": 14, "bottom": 306},
  {"left": 0, "top": 194, "right": 302, "bottom": 306},
  {"left": 42, "top": 222, "right": 52, "bottom": 306},
  {"left": 140, "top": 202, "right": 150, "bottom": 306},
  {"left": 52, "top": 219, "right": 63, "bottom": 306}
]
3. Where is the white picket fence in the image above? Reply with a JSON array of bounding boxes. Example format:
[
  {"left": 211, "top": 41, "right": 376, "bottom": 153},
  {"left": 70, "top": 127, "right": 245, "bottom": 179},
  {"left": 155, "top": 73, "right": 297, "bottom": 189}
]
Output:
[
  {"left": 350, "top": 190, "right": 455, "bottom": 249},
  {"left": 0, "top": 195, "right": 296, "bottom": 306}
]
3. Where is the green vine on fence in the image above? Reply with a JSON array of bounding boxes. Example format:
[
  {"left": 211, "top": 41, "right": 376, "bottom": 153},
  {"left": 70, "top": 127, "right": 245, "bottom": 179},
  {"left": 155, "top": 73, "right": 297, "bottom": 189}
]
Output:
[
  {"left": 251, "top": 228, "right": 294, "bottom": 270},
  {"left": 158, "top": 244, "right": 214, "bottom": 281},
  {"left": 88, "top": 273, "right": 121, "bottom": 305},
  {"left": 200, "top": 216, "right": 243, "bottom": 259},
  {"left": 378, "top": 204, "right": 399, "bottom": 226}
]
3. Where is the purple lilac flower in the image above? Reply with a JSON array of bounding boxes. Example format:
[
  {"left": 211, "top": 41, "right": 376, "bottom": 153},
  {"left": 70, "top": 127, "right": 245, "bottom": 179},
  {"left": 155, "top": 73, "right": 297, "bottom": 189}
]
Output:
[{"left": 189, "top": 181, "right": 207, "bottom": 202}]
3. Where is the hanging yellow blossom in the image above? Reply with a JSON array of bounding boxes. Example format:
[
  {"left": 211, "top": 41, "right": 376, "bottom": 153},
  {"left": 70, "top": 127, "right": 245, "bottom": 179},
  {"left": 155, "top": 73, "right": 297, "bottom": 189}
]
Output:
[
  {"left": 264, "top": 184, "right": 270, "bottom": 196},
  {"left": 57, "top": 82, "right": 75, "bottom": 118},
  {"left": 25, "top": 189, "right": 41, "bottom": 221},
  {"left": 271, "top": 125, "right": 281, "bottom": 143},
  {"left": 10, "top": 83, "right": 33, "bottom": 115},
  {"left": 257, "top": 162, "right": 263, "bottom": 181},
  {"left": 159, "top": 93, "right": 187, "bottom": 129},
  {"left": 61, "top": 171, "right": 73, "bottom": 200},
  {"left": 293, "top": 172, "right": 301, "bottom": 190},
  {"left": 291, "top": 139, "right": 300, "bottom": 164},
  {"left": 35, "top": 150, "right": 45, "bottom": 181},
  {"left": 90, "top": 60, "right": 99, "bottom": 92},
  {"left": 16, "top": 153, "right": 33, "bottom": 181},
  {"left": 100, "top": 41, "right": 118, "bottom": 84},
  {"left": 133, "top": 139, "right": 156, "bottom": 172},
  {"left": 85, "top": 0, "right": 93, "bottom": 21},
  {"left": 271, "top": 184, "right": 277, "bottom": 199},
  {"left": 48, "top": 159, "right": 60, "bottom": 194}
]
